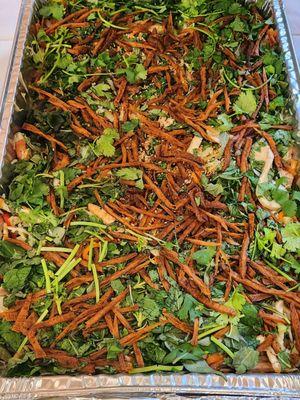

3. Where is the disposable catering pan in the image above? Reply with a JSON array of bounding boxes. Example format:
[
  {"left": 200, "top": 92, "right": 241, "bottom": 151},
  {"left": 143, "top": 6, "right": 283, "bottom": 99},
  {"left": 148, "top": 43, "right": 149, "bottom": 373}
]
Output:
[{"left": 0, "top": 0, "right": 300, "bottom": 398}]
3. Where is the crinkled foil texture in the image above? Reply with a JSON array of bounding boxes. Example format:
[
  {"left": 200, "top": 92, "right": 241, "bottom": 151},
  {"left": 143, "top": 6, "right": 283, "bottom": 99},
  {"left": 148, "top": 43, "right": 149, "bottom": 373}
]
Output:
[{"left": 0, "top": 0, "right": 300, "bottom": 398}]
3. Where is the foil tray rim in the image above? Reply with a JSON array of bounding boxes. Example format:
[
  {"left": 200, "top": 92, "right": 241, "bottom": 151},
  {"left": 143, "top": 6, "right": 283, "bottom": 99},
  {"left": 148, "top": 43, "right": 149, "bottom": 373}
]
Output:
[{"left": 0, "top": 0, "right": 300, "bottom": 398}]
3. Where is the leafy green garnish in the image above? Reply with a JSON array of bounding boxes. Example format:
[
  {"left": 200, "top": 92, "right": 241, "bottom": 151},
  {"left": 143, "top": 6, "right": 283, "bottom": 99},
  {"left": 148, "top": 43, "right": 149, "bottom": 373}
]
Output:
[
  {"left": 93, "top": 83, "right": 111, "bottom": 98},
  {"left": 115, "top": 168, "right": 144, "bottom": 189},
  {"left": 282, "top": 223, "right": 300, "bottom": 252},
  {"left": 3, "top": 267, "right": 31, "bottom": 292},
  {"left": 201, "top": 175, "right": 224, "bottom": 197},
  {"left": 184, "top": 360, "right": 225, "bottom": 378},
  {"left": 140, "top": 297, "right": 161, "bottom": 321},
  {"left": 193, "top": 247, "right": 216, "bottom": 266},
  {"left": 278, "top": 350, "right": 291, "bottom": 370},
  {"left": 0, "top": 321, "right": 23, "bottom": 352},
  {"left": 92, "top": 128, "right": 120, "bottom": 157},
  {"left": 232, "top": 347, "right": 259, "bottom": 373},
  {"left": 233, "top": 92, "right": 257, "bottom": 115},
  {"left": 257, "top": 182, "right": 297, "bottom": 217},
  {"left": 230, "top": 17, "right": 247, "bottom": 32},
  {"left": 39, "top": 2, "right": 65, "bottom": 20},
  {"left": 0, "top": 241, "right": 24, "bottom": 259},
  {"left": 122, "top": 119, "right": 140, "bottom": 133},
  {"left": 118, "top": 64, "right": 148, "bottom": 84},
  {"left": 217, "top": 114, "right": 234, "bottom": 132}
]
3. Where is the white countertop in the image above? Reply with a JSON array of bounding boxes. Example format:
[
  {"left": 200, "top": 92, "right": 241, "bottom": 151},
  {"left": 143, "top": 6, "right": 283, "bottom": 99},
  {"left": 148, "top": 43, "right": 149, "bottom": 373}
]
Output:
[{"left": 0, "top": 0, "right": 300, "bottom": 98}]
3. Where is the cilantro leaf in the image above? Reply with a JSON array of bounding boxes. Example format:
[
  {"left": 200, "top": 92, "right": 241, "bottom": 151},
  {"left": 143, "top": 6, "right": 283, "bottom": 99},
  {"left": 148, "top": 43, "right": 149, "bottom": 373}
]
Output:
[
  {"left": 202, "top": 42, "right": 215, "bottom": 61},
  {"left": 39, "top": 3, "right": 65, "bottom": 20},
  {"left": 3, "top": 267, "right": 31, "bottom": 292},
  {"left": 0, "top": 321, "right": 23, "bottom": 352},
  {"left": 226, "top": 287, "right": 246, "bottom": 313},
  {"left": 193, "top": 247, "right": 216, "bottom": 266},
  {"left": 272, "top": 188, "right": 289, "bottom": 204},
  {"left": 232, "top": 347, "right": 259, "bottom": 373},
  {"left": 258, "top": 185, "right": 297, "bottom": 217},
  {"left": 120, "top": 64, "right": 148, "bottom": 84},
  {"left": 256, "top": 227, "right": 276, "bottom": 251},
  {"left": 229, "top": 3, "right": 243, "bottom": 14},
  {"left": 104, "top": 338, "right": 123, "bottom": 360},
  {"left": 9, "top": 162, "right": 50, "bottom": 207},
  {"left": 184, "top": 360, "right": 225, "bottom": 377},
  {"left": 278, "top": 350, "right": 291, "bottom": 370},
  {"left": 93, "top": 83, "right": 111, "bottom": 97},
  {"left": 135, "top": 64, "right": 148, "bottom": 81},
  {"left": 270, "top": 242, "right": 286, "bottom": 259},
  {"left": 180, "top": 0, "right": 207, "bottom": 18},
  {"left": 285, "top": 254, "right": 300, "bottom": 275},
  {"left": 281, "top": 223, "right": 300, "bottom": 252},
  {"left": 141, "top": 298, "right": 161, "bottom": 321},
  {"left": 115, "top": 168, "right": 144, "bottom": 189},
  {"left": 201, "top": 175, "right": 224, "bottom": 197},
  {"left": 233, "top": 92, "right": 257, "bottom": 115},
  {"left": 292, "top": 191, "right": 300, "bottom": 201},
  {"left": 269, "top": 96, "right": 284, "bottom": 111},
  {"left": 185, "top": 48, "right": 201, "bottom": 70},
  {"left": 281, "top": 200, "right": 297, "bottom": 217},
  {"left": 240, "top": 303, "right": 262, "bottom": 328},
  {"left": 204, "top": 182, "right": 224, "bottom": 197},
  {"left": 111, "top": 279, "right": 125, "bottom": 294},
  {"left": 56, "top": 53, "right": 73, "bottom": 69},
  {"left": 217, "top": 114, "right": 234, "bottom": 132},
  {"left": 92, "top": 128, "right": 119, "bottom": 158},
  {"left": 230, "top": 17, "right": 247, "bottom": 32},
  {"left": 178, "top": 294, "right": 197, "bottom": 320},
  {"left": 122, "top": 119, "right": 140, "bottom": 133},
  {"left": 0, "top": 241, "right": 25, "bottom": 259}
]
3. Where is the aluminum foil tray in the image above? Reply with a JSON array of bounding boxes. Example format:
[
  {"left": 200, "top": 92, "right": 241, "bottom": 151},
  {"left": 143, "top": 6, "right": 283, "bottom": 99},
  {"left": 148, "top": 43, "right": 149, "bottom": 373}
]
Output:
[{"left": 0, "top": 0, "right": 300, "bottom": 398}]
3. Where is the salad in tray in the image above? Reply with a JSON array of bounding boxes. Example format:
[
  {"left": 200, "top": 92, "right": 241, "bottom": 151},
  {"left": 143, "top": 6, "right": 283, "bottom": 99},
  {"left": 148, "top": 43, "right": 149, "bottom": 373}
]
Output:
[{"left": 0, "top": 0, "right": 299, "bottom": 377}]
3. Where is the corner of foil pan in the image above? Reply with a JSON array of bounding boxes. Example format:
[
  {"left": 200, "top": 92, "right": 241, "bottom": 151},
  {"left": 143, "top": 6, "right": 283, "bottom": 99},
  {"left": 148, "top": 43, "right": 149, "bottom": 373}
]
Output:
[
  {"left": 275, "top": 0, "right": 300, "bottom": 137},
  {"left": 1, "top": 373, "right": 300, "bottom": 399},
  {"left": 0, "top": 0, "right": 35, "bottom": 182}
]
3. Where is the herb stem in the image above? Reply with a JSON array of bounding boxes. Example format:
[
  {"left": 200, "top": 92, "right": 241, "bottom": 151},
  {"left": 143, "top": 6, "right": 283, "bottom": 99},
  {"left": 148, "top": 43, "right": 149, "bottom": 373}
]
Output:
[
  {"left": 59, "top": 170, "right": 65, "bottom": 209},
  {"left": 41, "top": 259, "right": 52, "bottom": 294},
  {"left": 57, "top": 258, "right": 82, "bottom": 282},
  {"left": 40, "top": 247, "right": 73, "bottom": 253},
  {"left": 99, "top": 240, "right": 108, "bottom": 262},
  {"left": 287, "top": 282, "right": 300, "bottom": 292},
  {"left": 97, "top": 11, "right": 128, "bottom": 30},
  {"left": 55, "top": 244, "right": 80, "bottom": 277},
  {"left": 211, "top": 336, "right": 234, "bottom": 359},
  {"left": 264, "top": 259, "right": 294, "bottom": 281},
  {"left": 129, "top": 365, "right": 184, "bottom": 374},
  {"left": 91, "top": 262, "right": 100, "bottom": 303},
  {"left": 88, "top": 238, "right": 94, "bottom": 272},
  {"left": 70, "top": 221, "right": 106, "bottom": 229},
  {"left": 198, "top": 325, "right": 226, "bottom": 339}
]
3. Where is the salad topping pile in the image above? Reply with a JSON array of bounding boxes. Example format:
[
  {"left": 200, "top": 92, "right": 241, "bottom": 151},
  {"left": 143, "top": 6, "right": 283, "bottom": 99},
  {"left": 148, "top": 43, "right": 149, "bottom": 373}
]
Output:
[{"left": 0, "top": 0, "right": 299, "bottom": 376}]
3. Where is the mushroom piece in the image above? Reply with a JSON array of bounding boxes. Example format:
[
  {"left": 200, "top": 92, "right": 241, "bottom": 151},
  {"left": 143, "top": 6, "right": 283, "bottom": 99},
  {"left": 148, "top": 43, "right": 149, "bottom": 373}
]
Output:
[
  {"left": 187, "top": 136, "right": 203, "bottom": 155},
  {"left": 279, "top": 168, "right": 294, "bottom": 190},
  {"left": 257, "top": 335, "right": 281, "bottom": 373},
  {"left": 254, "top": 144, "right": 281, "bottom": 212},
  {"left": 275, "top": 300, "right": 288, "bottom": 351},
  {"left": 14, "top": 132, "right": 31, "bottom": 160},
  {"left": 206, "top": 126, "right": 221, "bottom": 144},
  {"left": 0, "top": 287, "right": 8, "bottom": 312},
  {"left": 88, "top": 203, "right": 115, "bottom": 225},
  {"left": 0, "top": 197, "right": 10, "bottom": 212},
  {"left": 280, "top": 146, "right": 299, "bottom": 188},
  {"left": 158, "top": 116, "right": 175, "bottom": 129}
]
